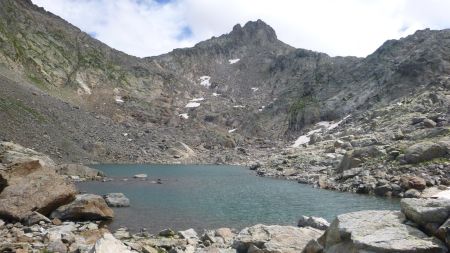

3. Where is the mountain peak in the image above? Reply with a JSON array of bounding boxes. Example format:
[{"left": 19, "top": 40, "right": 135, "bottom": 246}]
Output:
[{"left": 230, "top": 19, "right": 278, "bottom": 43}]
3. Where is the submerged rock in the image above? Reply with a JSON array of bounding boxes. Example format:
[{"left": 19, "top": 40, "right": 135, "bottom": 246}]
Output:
[
  {"left": 104, "top": 193, "right": 130, "bottom": 207},
  {"left": 51, "top": 194, "right": 114, "bottom": 221},
  {"left": 233, "top": 224, "right": 322, "bottom": 253}
]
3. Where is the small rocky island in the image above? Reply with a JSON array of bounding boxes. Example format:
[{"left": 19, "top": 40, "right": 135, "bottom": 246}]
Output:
[{"left": 0, "top": 142, "right": 448, "bottom": 253}]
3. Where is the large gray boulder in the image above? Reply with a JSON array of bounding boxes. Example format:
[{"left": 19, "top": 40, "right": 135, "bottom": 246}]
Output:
[
  {"left": 51, "top": 194, "right": 114, "bottom": 221},
  {"left": 403, "top": 141, "right": 449, "bottom": 164},
  {"left": 401, "top": 198, "right": 450, "bottom": 233},
  {"left": 233, "top": 224, "right": 322, "bottom": 253},
  {"left": 321, "top": 210, "right": 447, "bottom": 253},
  {"left": 56, "top": 164, "right": 104, "bottom": 179},
  {"left": 0, "top": 160, "right": 76, "bottom": 221}
]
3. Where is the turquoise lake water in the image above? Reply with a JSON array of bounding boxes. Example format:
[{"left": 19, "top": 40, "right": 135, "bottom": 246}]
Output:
[{"left": 77, "top": 164, "right": 400, "bottom": 232}]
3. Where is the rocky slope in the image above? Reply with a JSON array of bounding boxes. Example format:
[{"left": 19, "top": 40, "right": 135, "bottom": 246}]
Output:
[{"left": 0, "top": 0, "right": 449, "bottom": 192}]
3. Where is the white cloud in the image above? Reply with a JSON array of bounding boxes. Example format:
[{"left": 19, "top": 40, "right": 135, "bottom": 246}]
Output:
[{"left": 32, "top": 0, "right": 450, "bottom": 57}]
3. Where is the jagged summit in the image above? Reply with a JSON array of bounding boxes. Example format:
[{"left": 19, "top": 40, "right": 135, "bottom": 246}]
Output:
[{"left": 230, "top": 19, "right": 278, "bottom": 43}]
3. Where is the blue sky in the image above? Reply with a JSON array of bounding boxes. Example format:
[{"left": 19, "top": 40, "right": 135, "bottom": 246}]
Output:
[{"left": 32, "top": 0, "right": 450, "bottom": 57}]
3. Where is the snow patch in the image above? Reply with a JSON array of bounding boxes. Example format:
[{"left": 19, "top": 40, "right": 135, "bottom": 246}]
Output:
[
  {"left": 190, "top": 97, "right": 205, "bottom": 102},
  {"left": 258, "top": 105, "right": 266, "bottom": 112},
  {"left": 212, "top": 93, "right": 221, "bottom": 97},
  {"left": 179, "top": 113, "right": 189, "bottom": 119},
  {"left": 185, "top": 102, "right": 201, "bottom": 108},
  {"left": 199, "top": 76, "right": 211, "bottom": 88},
  {"left": 229, "top": 59, "right": 240, "bottom": 64},
  {"left": 115, "top": 96, "right": 124, "bottom": 103},
  {"left": 228, "top": 129, "right": 237, "bottom": 133},
  {"left": 251, "top": 87, "right": 259, "bottom": 92},
  {"left": 233, "top": 105, "right": 245, "bottom": 108},
  {"left": 291, "top": 129, "right": 322, "bottom": 148},
  {"left": 122, "top": 133, "right": 128, "bottom": 137},
  {"left": 291, "top": 115, "right": 351, "bottom": 148}
]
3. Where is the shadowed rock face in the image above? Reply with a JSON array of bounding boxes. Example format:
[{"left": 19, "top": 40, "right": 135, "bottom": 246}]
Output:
[{"left": 0, "top": 160, "right": 76, "bottom": 221}]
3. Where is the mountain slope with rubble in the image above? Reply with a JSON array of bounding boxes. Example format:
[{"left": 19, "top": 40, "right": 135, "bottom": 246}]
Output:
[{"left": 0, "top": 0, "right": 449, "bottom": 193}]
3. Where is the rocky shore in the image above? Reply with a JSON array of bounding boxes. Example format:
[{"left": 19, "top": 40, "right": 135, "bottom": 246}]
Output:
[
  {"left": 0, "top": 142, "right": 449, "bottom": 252},
  {"left": 249, "top": 90, "right": 450, "bottom": 201}
]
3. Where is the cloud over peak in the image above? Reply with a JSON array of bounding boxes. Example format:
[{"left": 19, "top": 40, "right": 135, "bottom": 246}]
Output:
[{"left": 32, "top": 0, "right": 450, "bottom": 58}]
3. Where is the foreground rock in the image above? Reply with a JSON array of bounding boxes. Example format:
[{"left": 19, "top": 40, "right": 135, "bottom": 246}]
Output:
[
  {"left": 90, "top": 233, "right": 133, "bottom": 253},
  {"left": 104, "top": 193, "right": 130, "bottom": 207},
  {"left": 0, "top": 142, "right": 56, "bottom": 167},
  {"left": 56, "top": 163, "right": 105, "bottom": 180},
  {"left": 0, "top": 160, "right": 76, "bottom": 221},
  {"left": 316, "top": 210, "right": 447, "bottom": 253},
  {"left": 401, "top": 198, "right": 450, "bottom": 242},
  {"left": 51, "top": 194, "right": 114, "bottom": 221},
  {"left": 233, "top": 224, "right": 322, "bottom": 253}
]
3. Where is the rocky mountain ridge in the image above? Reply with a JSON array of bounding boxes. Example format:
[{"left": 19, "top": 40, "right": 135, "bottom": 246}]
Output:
[{"left": 0, "top": 0, "right": 449, "bottom": 173}]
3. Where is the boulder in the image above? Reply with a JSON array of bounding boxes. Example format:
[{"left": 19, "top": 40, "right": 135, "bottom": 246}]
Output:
[
  {"left": 337, "top": 147, "right": 385, "bottom": 173},
  {"left": 0, "top": 160, "right": 76, "bottom": 221},
  {"left": 90, "top": 233, "right": 133, "bottom": 253},
  {"left": 403, "top": 141, "right": 448, "bottom": 164},
  {"left": 374, "top": 184, "right": 392, "bottom": 197},
  {"left": 298, "top": 216, "right": 330, "bottom": 230},
  {"left": 178, "top": 228, "right": 198, "bottom": 240},
  {"left": 400, "top": 176, "right": 427, "bottom": 190},
  {"left": 104, "top": 193, "right": 130, "bottom": 207},
  {"left": 0, "top": 142, "right": 55, "bottom": 167},
  {"left": 321, "top": 210, "right": 447, "bottom": 253},
  {"left": 400, "top": 198, "right": 450, "bottom": 228},
  {"left": 423, "top": 119, "right": 437, "bottom": 128},
  {"left": 56, "top": 164, "right": 104, "bottom": 179},
  {"left": 233, "top": 224, "right": 322, "bottom": 253},
  {"left": 215, "top": 228, "right": 235, "bottom": 243},
  {"left": 51, "top": 194, "right": 114, "bottom": 221}
]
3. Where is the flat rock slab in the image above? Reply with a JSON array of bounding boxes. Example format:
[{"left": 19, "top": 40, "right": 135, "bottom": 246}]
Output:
[
  {"left": 104, "top": 193, "right": 130, "bottom": 207},
  {"left": 0, "top": 160, "right": 76, "bottom": 221},
  {"left": 401, "top": 198, "right": 450, "bottom": 227},
  {"left": 233, "top": 224, "right": 322, "bottom": 253},
  {"left": 323, "top": 210, "right": 447, "bottom": 253}
]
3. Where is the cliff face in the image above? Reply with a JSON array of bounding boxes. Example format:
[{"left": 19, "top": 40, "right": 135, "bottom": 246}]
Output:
[{"left": 0, "top": 0, "right": 449, "bottom": 164}]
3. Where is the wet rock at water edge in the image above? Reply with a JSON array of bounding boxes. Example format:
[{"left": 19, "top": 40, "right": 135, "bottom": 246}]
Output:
[{"left": 104, "top": 193, "right": 130, "bottom": 207}]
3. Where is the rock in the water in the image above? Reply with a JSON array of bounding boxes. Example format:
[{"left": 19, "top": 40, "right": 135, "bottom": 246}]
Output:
[
  {"left": 233, "top": 224, "right": 322, "bottom": 253},
  {"left": 0, "top": 160, "right": 76, "bottom": 221},
  {"left": 298, "top": 215, "right": 330, "bottom": 230},
  {"left": 56, "top": 164, "right": 104, "bottom": 179},
  {"left": 90, "top": 233, "right": 133, "bottom": 253},
  {"left": 134, "top": 174, "right": 148, "bottom": 179},
  {"left": 321, "top": 210, "right": 447, "bottom": 253},
  {"left": 104, "top": 193, "right": 130, "bottom": 207},
  {"left": 51, "top": 194, "right": 114, "bottom": 221},
  {"left": 401, "top": 198, "right": 450, "bottom": 228}
]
